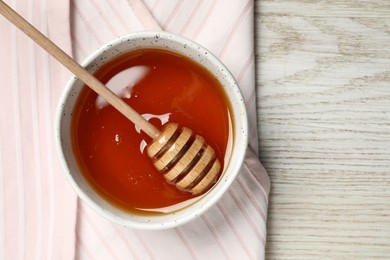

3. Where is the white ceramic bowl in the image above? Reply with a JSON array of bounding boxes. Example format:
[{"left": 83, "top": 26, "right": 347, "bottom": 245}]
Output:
[{"left": 55, "top": 31, "right": 248, "bottom": 229}]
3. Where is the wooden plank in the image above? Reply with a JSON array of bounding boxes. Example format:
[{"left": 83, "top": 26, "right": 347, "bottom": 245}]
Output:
[{"left": 255, "top": 0, "right": 390, "bottom": 258}]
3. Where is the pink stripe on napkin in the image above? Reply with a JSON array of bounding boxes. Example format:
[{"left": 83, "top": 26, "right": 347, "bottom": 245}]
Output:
[{"left": 0, "top": 0, "right": 76, "bottom": 259}]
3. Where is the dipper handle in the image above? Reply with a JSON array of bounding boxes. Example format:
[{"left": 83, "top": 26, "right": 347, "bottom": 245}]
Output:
[{"left": 0, "top": 0, "right": 160, "bottom": 139}]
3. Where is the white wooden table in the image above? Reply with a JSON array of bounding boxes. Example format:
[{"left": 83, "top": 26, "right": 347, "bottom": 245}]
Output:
[{"left": 255, "top": 1, "right": 390, "bottom": 258}]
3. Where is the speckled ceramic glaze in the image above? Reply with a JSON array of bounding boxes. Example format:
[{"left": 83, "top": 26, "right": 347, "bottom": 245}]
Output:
[{"left": 55, "top": 31, "right": 248, "bottom": 229}]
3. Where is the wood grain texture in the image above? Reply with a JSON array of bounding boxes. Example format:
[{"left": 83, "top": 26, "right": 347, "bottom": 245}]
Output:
[{"left": 255, "top": 0, "right": 390, "bottom": 258}]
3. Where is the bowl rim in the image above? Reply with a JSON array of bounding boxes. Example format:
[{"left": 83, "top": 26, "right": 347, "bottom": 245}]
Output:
[{"left": 55, "top": 31, "right": 248, "bottom": 229}]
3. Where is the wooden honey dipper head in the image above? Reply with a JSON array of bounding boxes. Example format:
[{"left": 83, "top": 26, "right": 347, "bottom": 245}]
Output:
[{"left": 147, "top": 123, "right": 221, "bottom": 195}]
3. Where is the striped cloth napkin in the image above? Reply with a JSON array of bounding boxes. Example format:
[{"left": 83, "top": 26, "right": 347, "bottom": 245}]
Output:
[{"left": 0, "top": 0, "right": 270, "bottom": 259}]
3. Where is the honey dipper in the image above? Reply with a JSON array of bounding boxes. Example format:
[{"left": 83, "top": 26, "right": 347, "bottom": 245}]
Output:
[{"left": 0, "top": 1, "right": 221, "bottom": 195}]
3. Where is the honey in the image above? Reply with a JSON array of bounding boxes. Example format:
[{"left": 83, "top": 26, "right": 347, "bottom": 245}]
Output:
[{"left": 71, "top": 48, "right": 232, "bottom": 214}]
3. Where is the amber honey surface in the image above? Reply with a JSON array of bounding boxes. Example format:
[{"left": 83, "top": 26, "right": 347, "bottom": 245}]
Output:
[{"left": 71, "top": 48, "right": 232, "bottom": 214}]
